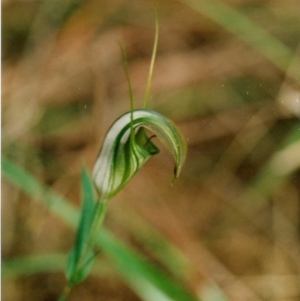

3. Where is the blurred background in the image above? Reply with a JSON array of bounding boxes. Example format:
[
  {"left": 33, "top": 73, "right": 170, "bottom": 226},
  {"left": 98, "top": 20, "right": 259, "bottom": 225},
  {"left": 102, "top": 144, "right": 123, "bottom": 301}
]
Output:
[{"left": 2, "top": 0, "right": 300, "bottom": 300}]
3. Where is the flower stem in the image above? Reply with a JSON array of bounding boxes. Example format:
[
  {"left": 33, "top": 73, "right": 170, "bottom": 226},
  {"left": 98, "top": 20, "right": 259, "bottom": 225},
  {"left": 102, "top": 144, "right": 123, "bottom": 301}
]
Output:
[
  {"left": 73, "top": 199, "right": 108, "bottom": 277},
  {"left": 88, "top": 200, "right": 108, "bottom": 246},
  {"left": 58, "top": 284, "right": 72, "bottom": 301}
]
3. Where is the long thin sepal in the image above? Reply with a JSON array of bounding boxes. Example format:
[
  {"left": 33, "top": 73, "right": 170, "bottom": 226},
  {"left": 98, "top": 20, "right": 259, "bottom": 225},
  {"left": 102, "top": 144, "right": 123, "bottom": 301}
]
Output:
[{"left": 143, "top": 8, "right": 159, "bottom": 108}]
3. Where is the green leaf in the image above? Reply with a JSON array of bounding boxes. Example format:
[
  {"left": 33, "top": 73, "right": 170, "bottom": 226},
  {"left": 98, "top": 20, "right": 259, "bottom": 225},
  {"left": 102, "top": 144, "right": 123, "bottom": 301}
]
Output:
[
  {"left": 66, "top": 168, "right": 96, "bottom": 285},
  {"left": 2, "top": 158, "right": 198, "bottom": 301},
  {"left": 92, "top": 109, "right": 187, "bottom": 199},
  {"left": 66, "top": 248, "right": 94, "bottom": 285}
]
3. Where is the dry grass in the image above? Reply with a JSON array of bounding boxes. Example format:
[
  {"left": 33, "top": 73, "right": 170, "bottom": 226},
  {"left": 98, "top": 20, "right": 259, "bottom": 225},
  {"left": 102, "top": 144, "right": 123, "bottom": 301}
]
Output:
[{"left": 2, "top": 0, "right": 300, "bottom": 300}]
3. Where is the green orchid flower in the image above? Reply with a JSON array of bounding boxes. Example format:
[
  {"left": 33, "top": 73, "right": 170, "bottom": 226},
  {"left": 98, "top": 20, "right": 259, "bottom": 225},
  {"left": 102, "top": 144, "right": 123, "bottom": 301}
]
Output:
[
  {"left": 92, "top": 109, "right": 187, "bottom": 200},
  {"left": 63, "top": 10, "right": 187, "bottom": 300}
]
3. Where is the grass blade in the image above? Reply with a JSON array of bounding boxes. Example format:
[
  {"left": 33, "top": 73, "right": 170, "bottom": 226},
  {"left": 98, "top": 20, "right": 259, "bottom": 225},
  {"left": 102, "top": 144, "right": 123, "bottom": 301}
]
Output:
[{"left": 2, "top": 253, "right": 67, "bottom": 279}]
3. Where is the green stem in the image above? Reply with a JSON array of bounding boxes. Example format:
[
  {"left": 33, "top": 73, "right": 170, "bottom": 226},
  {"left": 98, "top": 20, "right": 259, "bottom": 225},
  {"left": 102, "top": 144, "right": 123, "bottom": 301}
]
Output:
[
  {"left": 58, "top": 284, "right": 72, "bottom": 301},
  {"left": 88, "top": 200, "right": 108, "bottom": 246},
  {"left": 72, "top": 199, "right": 108, "bottom": 278}
]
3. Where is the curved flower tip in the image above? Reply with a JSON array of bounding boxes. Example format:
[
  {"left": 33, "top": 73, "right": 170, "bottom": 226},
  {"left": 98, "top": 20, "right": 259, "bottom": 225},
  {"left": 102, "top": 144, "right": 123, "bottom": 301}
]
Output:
[{"left": 92, "top": 109, "right": 187, "bottom": 199}]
